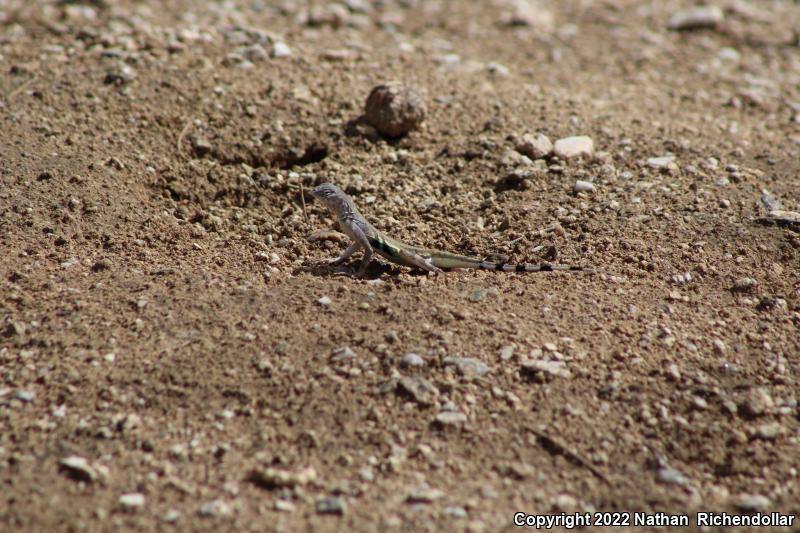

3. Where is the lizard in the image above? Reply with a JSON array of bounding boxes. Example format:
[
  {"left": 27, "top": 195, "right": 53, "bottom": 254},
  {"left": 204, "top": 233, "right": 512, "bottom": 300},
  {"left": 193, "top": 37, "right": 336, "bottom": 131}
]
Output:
[{"left": 309, "top": 182, "right": 594, "bottom": 277}]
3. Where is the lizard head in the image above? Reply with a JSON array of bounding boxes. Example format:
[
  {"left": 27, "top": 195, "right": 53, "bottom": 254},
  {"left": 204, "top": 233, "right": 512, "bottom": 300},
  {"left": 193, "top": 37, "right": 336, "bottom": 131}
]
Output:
[{"left": 310, "top": 183, "right": 344, "bottom": 209}]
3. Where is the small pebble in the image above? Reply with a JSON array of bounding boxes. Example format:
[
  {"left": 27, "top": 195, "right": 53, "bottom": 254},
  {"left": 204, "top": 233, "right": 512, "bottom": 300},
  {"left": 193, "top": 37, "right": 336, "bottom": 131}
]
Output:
[
  {"left": 520, "top": 360, "right": 572, "bottom": 380},
  {"left": 668, "top": 5, "right": 724, "bottom": 31},
  {"left": 271, "top": 42, "right": 292, "bottom": 58},
  {"left": 318, "top": 296, "right": 332, "bottom": 306},
  {"left": 406, "top": 487, "right": 445, "bottom": 504},
  {"left": 731, "top": 278, "right": 758, "bottom": 293},
  {"left": 443, "top": 357, "right": 491, "bottom": 378},
  {"left": 275, "top": 499, "right": 296, "bottom": 512},
  {"left": 657, "top": 467, "right": 688, "bottom": 486},
  {"left": 444, "top": 506, "right": 468, "bottom": 518},
  {"left": 516, "top": 133, "right": 553, "bottom": 159},
  {"left": 647, "top": 155, "right": 675, "bottom": 168},
  {"left": 199, "top": 499, "right": 232, "bottom": 517},
  {"left": 733, "top": 494, "right": 770, "bottom": 512},
  {"left": 434, "top": 411, "right": 467, "bottom": 427},
  {"left": 397, "top": 376, "right": 438, "bottom": 405},
  {"left": 469, "top": 287, "right": 499, "bottom": 302},
  {"left": 553, "top": 136, "right": 594, "bottom": 159},
  {"left": 59, "top": 456, "right": 98, "bottom": 483},
  {"left": 754, "top": 423, "right": 784, "bottom": 440},
  {"left": 316, "top": 497, "right": 345, "bottom": 515},
  {"left": 14, "top": 390, "right": 35, "bottom": 402},
  {"left": 740, "top": 387, "right": 774, "bottom": 417},
  {"left": 162, "top": 510, "right": 181, "bottom": 523},
  {"left": 118, "top": 493, "right": 145, "bottom": 511},
  {"left": 104, "top": 62, "right": 136, "bottom": 85},
  {"left": 400, "top": 353, "right": 425, "bottom": 367},
  {"left": 573, "top": 180, "right": 595, "bottom": 193}
]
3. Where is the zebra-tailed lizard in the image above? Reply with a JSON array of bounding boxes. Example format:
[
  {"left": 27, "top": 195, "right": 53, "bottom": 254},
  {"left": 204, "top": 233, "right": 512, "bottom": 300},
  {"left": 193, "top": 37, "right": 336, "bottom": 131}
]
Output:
[{"left": 310, "top": 183, "right": 593, "bottom": 277}]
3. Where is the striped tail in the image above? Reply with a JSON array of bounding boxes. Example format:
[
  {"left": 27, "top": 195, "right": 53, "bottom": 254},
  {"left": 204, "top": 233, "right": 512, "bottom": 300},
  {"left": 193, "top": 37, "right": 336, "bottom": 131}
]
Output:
[{"left": 477, "top": 262, "right": 591, "bottom": 273}]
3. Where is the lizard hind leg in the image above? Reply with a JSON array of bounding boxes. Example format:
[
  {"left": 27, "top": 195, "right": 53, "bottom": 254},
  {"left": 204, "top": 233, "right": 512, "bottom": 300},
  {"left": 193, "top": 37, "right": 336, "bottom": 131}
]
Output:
[{"left": 397, "top": 249, "right": 443, "bottom": 274}]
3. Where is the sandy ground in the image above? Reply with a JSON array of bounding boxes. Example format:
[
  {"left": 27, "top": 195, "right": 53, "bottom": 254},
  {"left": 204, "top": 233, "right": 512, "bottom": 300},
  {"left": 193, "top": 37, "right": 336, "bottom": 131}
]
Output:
[{"left": 1, "top": 0, "right": 799, "bottom": 531}]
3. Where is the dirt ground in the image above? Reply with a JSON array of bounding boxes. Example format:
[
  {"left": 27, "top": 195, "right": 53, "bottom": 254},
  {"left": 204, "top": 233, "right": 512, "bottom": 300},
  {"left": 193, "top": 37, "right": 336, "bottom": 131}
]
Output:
[{"left": 1, "top": 0, "right": 799, "bottom": 531}]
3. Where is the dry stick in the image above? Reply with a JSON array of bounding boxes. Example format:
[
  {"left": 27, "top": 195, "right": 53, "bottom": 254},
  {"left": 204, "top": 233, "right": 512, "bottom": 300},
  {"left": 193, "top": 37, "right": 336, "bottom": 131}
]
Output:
[
  {"left": 7, "top": 75, "right": 38, "bottom": 100},
  {"left": 177, "top": 119, "right": 192, "bottom": 157},
  {"left": 299, "top": 182, "right": 308, "bottom": 221},
  {"left": 527, "top": 425, "right": 610, "bottom": 484}
]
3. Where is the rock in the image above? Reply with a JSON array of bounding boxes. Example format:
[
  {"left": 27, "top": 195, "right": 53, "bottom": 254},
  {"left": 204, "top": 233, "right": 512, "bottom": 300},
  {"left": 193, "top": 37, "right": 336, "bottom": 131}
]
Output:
[
  {"left": 657, "top": 467, "right": 688, "bottom": 486},
  {"left": 400, "top": 353, "right": 425, "bottom": 368},
  {"left": 486, "top": 62, "right": 510, "bottom": 77},
  {"left": 444, "top": 506, "right": 468, "bottom": 518},
  {"left": 364, "top": 82, "right": 427, "bottom": 138},
  {"left": 271, "top": 42, "right": 292, "bottom": 58},
  {"left": 444, "top": 357, "right": 491, "bottom": 378},
  {"left": 760, "top": 189, "right": 782, "bottom": 211},
  {"left": 553, "top": 136, "right": 594, "bottom": 159},
  {"left": 162, "top": 509, "right": 181, "bottom": 523},
  {"left": 731, "top": 277, "right": 758, "bottom": 293},
  {"left": 331, "top": 346, "right": 356, "bottom": 362},
  {"left": 238, "top": 44, "right": 268, "bottom": 61},
  {"left": 199, "top": 499, "right": 232, "bottom": 517},
  {"left": 469, "top": 287, "right": 499, "bottom": 302},
  {"left": 406, "top": 486, "right": 445, "bottom": 503},
  {"left": 274, "top": 499, "right": 296, "bottom": 512},
  {"left": 92, "top": 258, "right": 113, "bottom": 272},
  {"left": 14, "top": 390, "right": 35, "bottom": 402},
  {"left": 500, "top": 0, "right": 555, "bottom": 32},
  {"left": 59, "top": 456, "right": 98, "bottom": 483},
  {"left": 118, "top": 493, "right": 145, "bottom": 511},
  {"left": 499, "top": 149, "right": 532, "bottom": 167},
  {"left": 740, "top": 387, "right": 774, "bottom": 417},
  {"left": 754, "top": 423, "right": 784, "bottom": 440},
  {"left": 647, "top": 155, "right": 675, "bottom": 168},
  {"left": 316, "top": 497, "right": 345, "bottom": 515},
  {"left": 520, "top": 359, "right": 572, "bottom": 380},
  {"left": 247, "top": 466, "right": 317, "bottom": 489},
  {"left": 433, "top": 411, "right": 467, "bottom": 427},
  {"left": 668, "top": 6, "right": 724, "bottom": 31},
  {"left": 733, "top": 494, "right": 770, "bottom": 512},
  {"left": 573, "top": 180, "right": 595, "bottom": 193},
  {"left": 190, "top": 135, "right": 212, "bottom": 156},
  {"left": 397, "top": 376, "right": 438, "bottom": 406},
  {"left": 516, "top": 133, "right": 553, "bottom": 159},
  {"left": 497, "top": 462, "right": 536, "bottom": 480},
  {"left": 552, "top": 493, "right": 578, "bottom": 512},
  {"left": 317, "top": 296, "right": 332, "bottom": 306},
  {"left": 104, "top": 62, "right": 136, "bottom": 85}
]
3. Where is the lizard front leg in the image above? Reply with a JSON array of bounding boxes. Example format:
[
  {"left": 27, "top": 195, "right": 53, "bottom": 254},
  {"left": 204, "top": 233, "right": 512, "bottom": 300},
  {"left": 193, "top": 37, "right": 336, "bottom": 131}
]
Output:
[
  {"left": 330, "top": 242, "right": 361, "bottom": 265},
  {"left": 343, "top": 221, "right": 374, "bottom": 277}
]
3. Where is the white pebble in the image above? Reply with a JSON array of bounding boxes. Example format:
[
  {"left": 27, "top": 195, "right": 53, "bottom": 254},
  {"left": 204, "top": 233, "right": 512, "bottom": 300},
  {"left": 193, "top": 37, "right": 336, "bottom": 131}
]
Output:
[
  {"left": 647, "top": 155, "right": 675, "bottom": 168},
  {"left": 119, "top": 493, "right": 145, "bottom": 510},
  {"left": 271, "top": 42, "right": 292, "bottom": 58},
  {"left": 668, "top": 6, "right": 724, "bottom": 31},
  {"left": 317, "top": 296, "right": 332, "bottom": 306},
  {"left": 553, "top": 136, "right": 594, "bottom": 159},
  {"left": 573, "top": 180, "right": 596, "bottom": 193}
]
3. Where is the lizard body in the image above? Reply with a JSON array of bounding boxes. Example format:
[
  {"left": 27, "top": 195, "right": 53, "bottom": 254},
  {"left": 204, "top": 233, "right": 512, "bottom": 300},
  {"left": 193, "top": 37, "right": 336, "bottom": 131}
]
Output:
[{"left": 310, "top": 183, "right": 591, "bottom": 276}]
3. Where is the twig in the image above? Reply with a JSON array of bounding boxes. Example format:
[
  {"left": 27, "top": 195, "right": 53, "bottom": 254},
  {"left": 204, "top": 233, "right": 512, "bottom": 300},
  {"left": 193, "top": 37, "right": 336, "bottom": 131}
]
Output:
[
  {"left": 527, "top": 425, "right": 610, "bottom": 484},
  {"left": 7, "top": 75, "right": 38, "bottom": 101},
  {"left": 177, "top": 119, "right": 192, "bottom": 157},
  {"left": 299, "top": 182, "right": 308, "bottom": 221}
]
